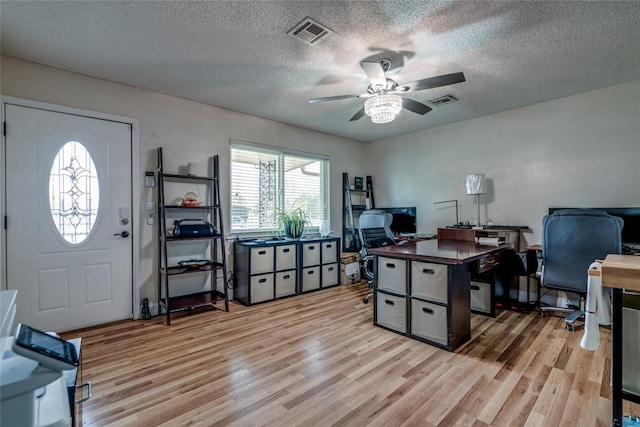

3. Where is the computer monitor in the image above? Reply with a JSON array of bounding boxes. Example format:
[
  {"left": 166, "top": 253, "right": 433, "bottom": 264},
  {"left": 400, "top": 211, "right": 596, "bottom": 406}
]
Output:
[
  {"left": 548, "top": 207, "right": 640, "bottom": 246},
  {"left": 378, "top": 207, "right": 417, "bottom": 234}
]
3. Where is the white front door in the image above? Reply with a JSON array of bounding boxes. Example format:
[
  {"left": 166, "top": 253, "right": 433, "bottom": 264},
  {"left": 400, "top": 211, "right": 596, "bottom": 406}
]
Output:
[{"left": 5, "top": 103, "right": 133, "bottom": 332}]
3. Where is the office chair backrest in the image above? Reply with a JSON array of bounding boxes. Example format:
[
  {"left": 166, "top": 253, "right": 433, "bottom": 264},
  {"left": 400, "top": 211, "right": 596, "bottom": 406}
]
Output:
[
  {"left": 358, "top": 210, "right": 394, "bottom": 256},
  {"left": 359, "top": 209, "right": 394, "bottom": 239},
  {"left": 542, "top": 209, "right": 623, "bottom": 292}
]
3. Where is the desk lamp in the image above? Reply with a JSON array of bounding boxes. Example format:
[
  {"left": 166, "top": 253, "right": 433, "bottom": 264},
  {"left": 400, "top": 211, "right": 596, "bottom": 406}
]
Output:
[
  {"left": 465, "top": 173, "right": 486, "bottom": 227},
  {"left": 433, "top": 199, "right": 459, "bottom": 226}
]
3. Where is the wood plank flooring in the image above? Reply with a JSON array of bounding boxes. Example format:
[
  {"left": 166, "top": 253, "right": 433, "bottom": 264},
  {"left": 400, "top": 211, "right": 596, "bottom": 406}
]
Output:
[{"left": 63, "top": 283, "right": 640, "bottom": 426}]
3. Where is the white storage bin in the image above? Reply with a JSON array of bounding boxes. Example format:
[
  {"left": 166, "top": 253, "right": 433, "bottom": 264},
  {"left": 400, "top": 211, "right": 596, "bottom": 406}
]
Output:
[
  {"left": 275, "top": 271, "right": 296, "bottom": 298},
  {"left": 376, "top": 291, "right": 407, "bottom": 333},
  {"left": 322, "top": 263, "right": 338, "bottom": 287},
  {"left": 322, "top": 241, "right": 338, "bottom": 264},
  {"left": 377, "top": 257, "right": 407, "bottom": 294},
  {"left": 250, "top": 246, "right": 274, "bottom": 274},
  {"left": 302, "top": 266, "right": 320, "bottom": 291},
  {"left": 470, "top": 281, "right": 492, "bottom": 314},
  {"left": 250, "top": 273, "right": 274, "bottom": 303},
  {"left": 410, "top": 299, "right": 448, "bottom": 345},
  {"left": 411, "top": 261, "right": 448, "bottom": 303},
  {"left": 276, "top": 244, "right": 297, "bottom": 271},
  {"left": 302, "top": 243, "right": 321, "bottom": 267}
]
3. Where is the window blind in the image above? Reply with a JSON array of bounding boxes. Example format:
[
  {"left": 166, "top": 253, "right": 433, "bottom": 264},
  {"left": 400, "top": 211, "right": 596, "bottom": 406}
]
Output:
[{"left": 230, "top": 142, "right": 329, "bottom": 234}]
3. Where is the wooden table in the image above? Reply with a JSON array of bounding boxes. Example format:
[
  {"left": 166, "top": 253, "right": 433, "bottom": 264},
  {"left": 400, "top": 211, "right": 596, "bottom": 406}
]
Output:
[{"left": 601, "top": 255, "right": 640, "bottom": 426}]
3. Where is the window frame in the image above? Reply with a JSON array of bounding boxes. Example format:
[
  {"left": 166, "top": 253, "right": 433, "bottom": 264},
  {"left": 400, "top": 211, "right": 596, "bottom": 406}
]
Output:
[{"left": 229, "top": 140, "right": 330, "bottom": 236}]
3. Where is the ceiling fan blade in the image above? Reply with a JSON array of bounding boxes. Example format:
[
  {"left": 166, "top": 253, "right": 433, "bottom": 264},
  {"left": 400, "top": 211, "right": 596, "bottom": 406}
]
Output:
[
  {"left": 402, "top": 98, "right": 432, "bottom": 115},
  {"left": 402, "top": 72, "right": 466, "bottom": 92},
  {"left": 309, "top": 94, "right": 360, "bottom": 104},
  {"left": 361, "top": 61, "right": 387, "bottom": 86},
  {"left": 349, "top": 108, "right": 366, "bottom": 122}
]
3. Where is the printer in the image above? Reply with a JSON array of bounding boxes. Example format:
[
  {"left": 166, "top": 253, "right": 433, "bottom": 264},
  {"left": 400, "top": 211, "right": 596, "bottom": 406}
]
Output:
[{"left": 0, "top": 290, "right": 78, "bottom": 427}]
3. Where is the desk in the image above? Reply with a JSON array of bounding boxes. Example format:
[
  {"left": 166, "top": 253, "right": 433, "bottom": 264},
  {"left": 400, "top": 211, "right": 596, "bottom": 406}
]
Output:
[
  {"left": 601, "top": 255, "right": 640, "bottom": 426},
  {"left": 437, "top": 226, "right": 523, "bottom": 249},
  {"left": 439, "top": 227, "right": 534, "bottom": 314},
  {"left": 369, "top": 239, "right": 508, "bottom": 351},
  {"left": 438, "top": 226, "right": 531, "bottom": 317}
]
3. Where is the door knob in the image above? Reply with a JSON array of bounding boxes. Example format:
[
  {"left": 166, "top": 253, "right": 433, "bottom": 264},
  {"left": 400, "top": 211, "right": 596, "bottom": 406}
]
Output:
[{"left": 114, "top": 231, "right": 130, "bottom": 238}]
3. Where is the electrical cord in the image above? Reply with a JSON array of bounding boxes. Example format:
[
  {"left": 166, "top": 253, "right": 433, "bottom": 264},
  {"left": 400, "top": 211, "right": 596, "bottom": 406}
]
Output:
[
  {"left": 212, "top": 267, "right": 235, "bottom": 289},
  {"left": 225, "top": 270, "right": 236, "bottom": 289}
]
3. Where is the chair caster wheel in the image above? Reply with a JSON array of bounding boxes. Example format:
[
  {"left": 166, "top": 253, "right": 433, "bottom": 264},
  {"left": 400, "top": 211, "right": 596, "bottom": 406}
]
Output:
[
  {"left": 540, "top": 311, "right": 549, "bottom": 317},
  {"left": 565, "top": 323, "right": 574, "bottom": 332},
  {"left": 363, "top": 297, "right": 370, "bottom": 304}
]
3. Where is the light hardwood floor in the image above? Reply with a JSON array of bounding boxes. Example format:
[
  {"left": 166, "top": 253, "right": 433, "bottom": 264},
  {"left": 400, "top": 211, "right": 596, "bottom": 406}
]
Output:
[{"left": 63, "top": 283, "right": 639, "bottom": 426}]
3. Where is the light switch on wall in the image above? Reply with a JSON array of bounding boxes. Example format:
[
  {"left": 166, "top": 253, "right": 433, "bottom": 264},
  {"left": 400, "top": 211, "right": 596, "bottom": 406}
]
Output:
[{"left": 145, "top": 171, "right": 155, "bottom": 187}]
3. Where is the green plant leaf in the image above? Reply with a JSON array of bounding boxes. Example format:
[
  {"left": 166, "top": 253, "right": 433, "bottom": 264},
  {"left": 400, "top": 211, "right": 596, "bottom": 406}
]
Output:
[{"left": 275, "top": 205, "right": 310, "bottom": 238}]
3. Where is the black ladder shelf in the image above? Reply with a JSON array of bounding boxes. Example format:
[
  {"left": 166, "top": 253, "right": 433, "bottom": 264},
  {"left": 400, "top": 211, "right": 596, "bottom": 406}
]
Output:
[
  {"left": 157, "top": 147, "right": 229, "bottom": 325},
  {"left": 342, "top": 173, "right": 374, "bottom": 252}
]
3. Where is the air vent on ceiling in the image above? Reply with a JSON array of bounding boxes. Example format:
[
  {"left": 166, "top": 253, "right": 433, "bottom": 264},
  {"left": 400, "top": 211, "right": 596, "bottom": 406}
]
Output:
[
  {"left": 288, "top": 17, "right": 333, "bottom": 45},
  {"left": 428, "top": 95, "right": 458, "bottom": 106}
]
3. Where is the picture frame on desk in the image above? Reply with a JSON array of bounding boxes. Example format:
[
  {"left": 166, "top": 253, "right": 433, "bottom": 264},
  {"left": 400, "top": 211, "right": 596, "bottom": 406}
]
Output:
[{"left": 354, "top": 176, "right": 363, "bottom": 190}]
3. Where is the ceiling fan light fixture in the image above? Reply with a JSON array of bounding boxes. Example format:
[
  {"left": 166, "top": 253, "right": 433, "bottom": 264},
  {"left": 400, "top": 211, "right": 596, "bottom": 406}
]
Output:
[{"left": 364, "top": 94, "right": 403, "bottom": 124}]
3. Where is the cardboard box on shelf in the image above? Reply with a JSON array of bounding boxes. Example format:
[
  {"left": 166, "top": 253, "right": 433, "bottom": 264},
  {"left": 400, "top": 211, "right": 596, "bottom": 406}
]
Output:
[{"left": 340, "top": 252, "right": 361, "bottom": 285}]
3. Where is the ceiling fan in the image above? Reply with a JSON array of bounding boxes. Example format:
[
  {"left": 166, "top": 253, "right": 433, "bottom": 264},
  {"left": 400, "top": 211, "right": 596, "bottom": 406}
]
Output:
[{"left": 309, "top": 59, "right": 465, "bottom": 123}]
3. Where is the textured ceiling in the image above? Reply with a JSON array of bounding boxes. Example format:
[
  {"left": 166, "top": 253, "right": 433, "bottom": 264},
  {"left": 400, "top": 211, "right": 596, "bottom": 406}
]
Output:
[{"left": 1, "top": 1, "right": 639, "bottom": 143}]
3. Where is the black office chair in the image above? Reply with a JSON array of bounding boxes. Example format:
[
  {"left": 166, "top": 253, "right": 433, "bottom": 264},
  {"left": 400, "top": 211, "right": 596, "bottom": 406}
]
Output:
[
  {"left": 540, "top": 209, "right": 623, "bottom": 331},
  {"left": 359, "top": 210, "right": 395, "bottom": 304}
]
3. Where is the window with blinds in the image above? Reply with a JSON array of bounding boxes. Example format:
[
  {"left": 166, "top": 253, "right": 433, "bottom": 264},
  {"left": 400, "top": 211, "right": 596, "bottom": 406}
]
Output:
[{"left": 230, "top": 142, "right": 330, "bottom": 234}]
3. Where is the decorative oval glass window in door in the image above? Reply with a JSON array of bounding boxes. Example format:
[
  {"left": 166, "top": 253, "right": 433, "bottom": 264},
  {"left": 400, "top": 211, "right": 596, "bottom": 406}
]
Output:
[{"left": 49, "top": 141, "right": 100, "bottom": 244}]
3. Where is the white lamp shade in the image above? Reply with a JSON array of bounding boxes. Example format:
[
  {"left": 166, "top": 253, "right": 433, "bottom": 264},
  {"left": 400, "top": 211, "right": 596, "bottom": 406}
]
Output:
[{"left": 465, "top": 173, "right": 487, "bottom": 195}]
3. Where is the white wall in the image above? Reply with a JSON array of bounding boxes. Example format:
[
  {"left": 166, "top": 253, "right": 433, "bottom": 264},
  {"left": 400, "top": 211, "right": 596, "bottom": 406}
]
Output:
[
  {"left": 3, "top": 55, "right": 639, "bottom": 312},
  {"left": 366, "top": 80, "right": 640, "bottom": 248},
  {"left": 0, "top": 56, "right": 366, "bottom": 308}
]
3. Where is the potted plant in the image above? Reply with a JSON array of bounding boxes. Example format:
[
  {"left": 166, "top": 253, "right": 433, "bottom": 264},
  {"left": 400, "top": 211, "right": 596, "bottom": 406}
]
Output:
[{"left": 276, "top": 206, "right": 309, "bottom": 239}]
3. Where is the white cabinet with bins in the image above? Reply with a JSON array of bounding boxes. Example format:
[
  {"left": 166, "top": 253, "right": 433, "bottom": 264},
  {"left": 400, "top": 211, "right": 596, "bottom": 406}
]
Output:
[
  {"left": 301, "top": 241, "right": 321, "bottom": 292},
  {"left": 234, "top": 237, "right": 339, "bottom": 305},
  {"left": 234, "top": 241, "right": 297, "bottom": 305},
  {"left": 301, "top": 238, "right": 339, "bottom": 293}
]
